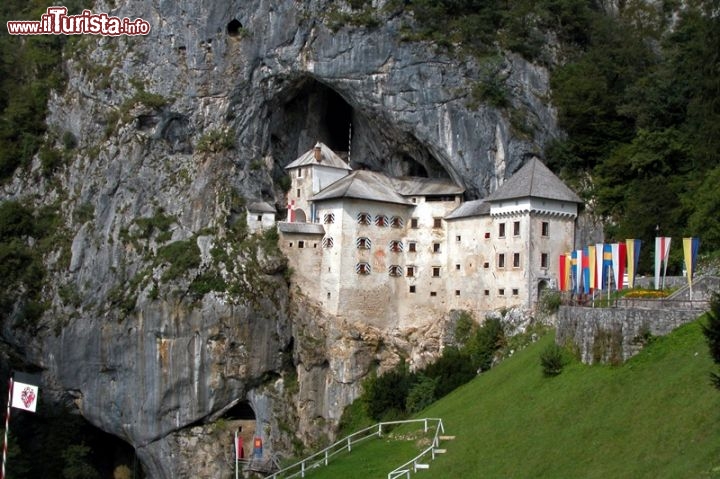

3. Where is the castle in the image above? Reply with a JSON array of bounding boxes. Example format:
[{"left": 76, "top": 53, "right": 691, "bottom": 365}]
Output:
[{"left": 271, "top": 143, "right": 581, "bottom": 328}]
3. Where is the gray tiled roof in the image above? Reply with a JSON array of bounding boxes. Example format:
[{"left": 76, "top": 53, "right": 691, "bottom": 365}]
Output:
[
  {"left": 389, "top": 176, "right": 465, "bottom": 196},
  {"left": 445, "top": 199, "right": 491, "bottom": 220},
  {"left": 277, "top": 222, "right": 326, "bottom": 235},
  {"left": 247, "top": 201, "right": 276, "bottom": 213},
  {"left": 485, "top": 158, "right": 582, "bottom": 203},
  {"left": 311, "top": 170, "right": 414, "bottom": 205},
  {"left": 285, "top": 142, "right": 352, "bottom": 171}
]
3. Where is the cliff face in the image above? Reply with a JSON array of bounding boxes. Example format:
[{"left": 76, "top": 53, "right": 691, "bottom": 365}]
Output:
[{"left": 1, "top": 0, "right": 559, "bottom": 477}]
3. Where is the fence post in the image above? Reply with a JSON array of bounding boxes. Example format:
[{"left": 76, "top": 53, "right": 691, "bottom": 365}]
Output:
[
  {"left": 347, "top": 436, "right": 352, "bottom": 452},
  {"left": 301, "top": 460, "right": 305, "bottom": 478},
  {"left": 379, "top": 423, "right": 383, "bottom": 437}
]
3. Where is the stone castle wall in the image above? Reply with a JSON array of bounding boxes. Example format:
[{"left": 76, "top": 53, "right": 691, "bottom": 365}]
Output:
[{"left": 557, "top": 276, "right": 718, "bottom": 364}]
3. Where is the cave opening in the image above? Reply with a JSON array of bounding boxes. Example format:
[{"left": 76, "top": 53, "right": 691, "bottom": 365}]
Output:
[
  {"left": 226, "top": 19, "right": 243, "bottom": 37},
  {"left": 268, "top": 76, "right": 451, "bottom": 185},
  {"left": 6, "top": 410, "right": 145, "bottom": 478},
  {"left": 222, "top": 400, "right": 257, "bottom": 460}
]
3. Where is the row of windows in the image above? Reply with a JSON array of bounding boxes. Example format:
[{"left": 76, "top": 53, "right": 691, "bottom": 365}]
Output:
[
  {"left": 296, "top": 239, "right": 550, "bottom": 269},
  {"left": 343, "top": 213, "right": 443, "bottom": 229},
  {"left": 497, "top": 221, "right": 550, "bottom": 238},
  {"left": 496, "top": 252, "right": 550, "bottom": 269},
  {"left": 404, "top": 286, "right": 520, "bottom": 296},
  {"left": 356, "top": 263, "right": 442, "bottom": 277},
  {"left": 355, "top": 213, "right": 404, "bottom": 227}
]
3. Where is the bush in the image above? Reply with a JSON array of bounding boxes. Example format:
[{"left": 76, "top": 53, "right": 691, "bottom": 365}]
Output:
[
  {"left": 466, "top": 317, "right": 505, "bottom": 371},
  {"left": 156, "top": 238, "right": 200, "bottom": 281},
  {"left": 454, "top": 311, "right": 477, "bottom": 345},
  {"left": 361, "top": 362, "right": 412, "bottom": 421},
  {"left": 406, "top": 375, "right": 438, "bottom": 414},
  {"left": 540, "top": 343, "right": 570, "bottom": 377},
  {"left": 424, "top": 348, "right": 476, "bottom": 398}
]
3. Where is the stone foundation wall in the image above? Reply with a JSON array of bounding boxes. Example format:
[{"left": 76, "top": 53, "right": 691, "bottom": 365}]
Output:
[{"left": 556, "top": 305, "right": 706, "bottom": 364}]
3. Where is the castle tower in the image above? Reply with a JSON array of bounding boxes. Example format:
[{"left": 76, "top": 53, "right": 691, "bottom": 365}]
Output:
[{"left": 284, "top": 142, "right": 351, "bottom": 223}]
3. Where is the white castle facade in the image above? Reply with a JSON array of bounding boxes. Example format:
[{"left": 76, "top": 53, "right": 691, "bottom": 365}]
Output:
[{"left": 273, "top": 143, "right": 582, "bottom": 328}]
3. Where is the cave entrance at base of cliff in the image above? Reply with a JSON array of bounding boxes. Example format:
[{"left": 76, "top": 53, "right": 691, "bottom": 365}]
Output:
[
  {"left": 223, "top": 400, "right": 257, "bottom": 460},
  {"left": 268, "top": 76, "right": 450, "bottom": 180},
  {"left": 5, "top": 409, "right": 146, "bottom": 478}
]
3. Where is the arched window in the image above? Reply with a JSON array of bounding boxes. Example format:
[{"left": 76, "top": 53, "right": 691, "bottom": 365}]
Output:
[
  {"left": 356, "top": 237, "right": 372, "bottom": 249},
  {"left": 375, "top": 215, "right": 388, "bottom": 227},
  {"left": 356, "top": 262, "right": 371, "bottom": 275},
  {"left": 322, "top": 237, "right": 334, "bottom": 248},
  {"left": 390, "top": 216, "right": 404, "bottom": 228},
  {"left": 323, "top": 212, "right": 335, "bottom": 224},
  {"left": 389, "top": 240, "right": 403, "bottom": 253},
  {"left": 388, "top": 265, "right": 403, "bottom": 277},
  {"left": 357, "top": 212, "right": 371, "bottom": 225}
]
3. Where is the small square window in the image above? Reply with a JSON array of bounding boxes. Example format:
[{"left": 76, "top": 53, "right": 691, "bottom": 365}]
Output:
[
  {"left": 327, "top": 292, "right": 331, "bottom": 299},
  {"left": 298, "top": 241, "right": 304, "bottom": 249},
  {"left": 296, "top": 189, "right": 301, "bottom": 198},
  {"left": 433, "top": 243, "right": 441, "bottom": 253},
  {"left": 513, "top": 253, "right": 520, "bottom": 268},
  {"left": 408, "top": 242, "right": 417, "bottom": 253},
  {"left": 411, "top": 218, "right": 419, "bottom": 229},
  {"left": 498, "top": 254, "right": 505, "bottom": 268},
  {"left": 483, "top": 262, "right": 489, "bottom": 269},
  {"left": 499, "top": 288, "right": 505, "bottom": 296},
  {"left": 430, "top": 291, "right": 437, "bottom": 297},
  {"left": 455, "top": 290, "right": 460, "bottom": 296},
  {"left": 455, "top": 264, "right": 461, "bottom": 270},
  {"left": 432, "top": 267, "right": 441, "bottom": 277},
  {"left": 456, "top": 235, "right": 461, "bottom": 242},
  {"left": 512, "top": 288, "right": 519, "bottom": 296},
  {"left": 484, "top": 232, "right": 490, "bottom": 239},
  {"left": 407, "top": 266, "right": 415, "bottom": 277},
  {"left": 433, "top": 218, "right": 442, "bottom": 229},
  {"left": 289, "top": 242, "right": 293, "bottom": 247},
  {"left": 256, "top": 215, "right": 262, "bottom": 221},
  {"left": 499, "top": 223, "right": 506, "bottom": 238},
  {"left": 541, "top": 253, "right": 548, "bottom": 268},
  {"left": 542, "top": 221, "right": 549, "bottom": 237},
  {"left": 484, "top": 289, "right": 489, "bottom": 296},
  {"left": 513, "top": 221, "right": 520, "bottom": 236},
  {"left": 409, "top": 285, "right": 416, "bottom": 293}
]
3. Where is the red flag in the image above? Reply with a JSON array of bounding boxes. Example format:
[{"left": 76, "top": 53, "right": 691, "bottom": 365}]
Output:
[
  {"left": 235, "top": 433, "right": 244, "bottom": 460},
  {"left": 559, "top": 254, "right": 567, "bottom": 291}
]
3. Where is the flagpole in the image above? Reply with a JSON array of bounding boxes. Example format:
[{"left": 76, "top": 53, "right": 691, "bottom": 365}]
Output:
[
  {"left": 234, "top": 429, "right": 239, "bottom": 479},
  {"left": 1, "top": 377, "right": 13, "bottom": 479}
]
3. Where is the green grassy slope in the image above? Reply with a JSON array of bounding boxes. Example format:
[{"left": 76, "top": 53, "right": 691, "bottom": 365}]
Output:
[{"left": 306, "top": 319, "right": 720, "bottom": 479}]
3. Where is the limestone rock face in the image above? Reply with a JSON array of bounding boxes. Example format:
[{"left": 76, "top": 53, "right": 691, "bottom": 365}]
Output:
[{"left": 0, "top": 0, "right": 560, "bottom": 477}]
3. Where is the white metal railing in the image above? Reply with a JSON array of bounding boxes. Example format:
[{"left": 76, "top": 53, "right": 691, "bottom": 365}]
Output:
[
  {"left": 264, "top": 418, "right": 445, "bottom": 479},
  {"left": 386, "top": 418, "right": 445, "bottom": 479}
]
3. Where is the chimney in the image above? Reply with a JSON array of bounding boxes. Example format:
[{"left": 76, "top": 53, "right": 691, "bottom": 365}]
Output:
[{"left": 314, "top": 143, "right": 322, "bottom": 163}]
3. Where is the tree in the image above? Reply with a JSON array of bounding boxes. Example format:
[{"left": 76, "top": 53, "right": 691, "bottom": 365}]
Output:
[{"left": 702, "top": 293, "right": 720, "bottom": 390}]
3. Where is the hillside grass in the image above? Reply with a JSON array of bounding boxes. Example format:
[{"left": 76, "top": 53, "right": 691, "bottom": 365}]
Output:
[{"left": 303, "top": 319, "right": 720, "bottom": 478}]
